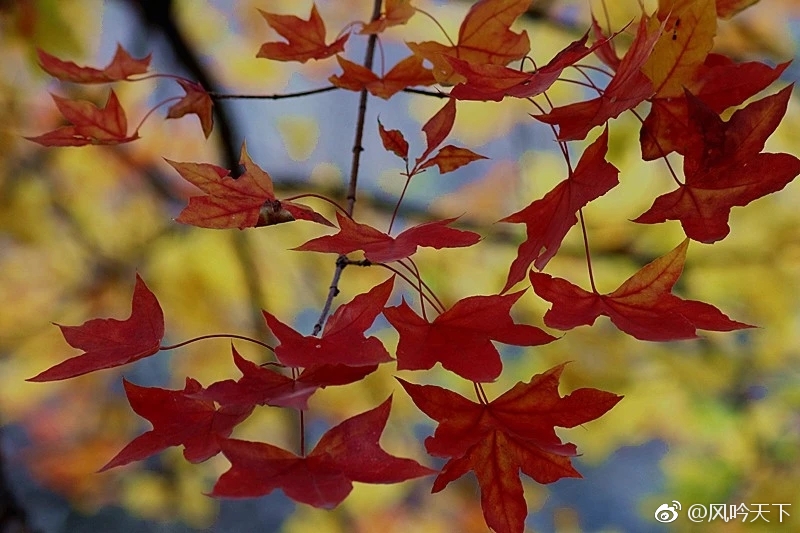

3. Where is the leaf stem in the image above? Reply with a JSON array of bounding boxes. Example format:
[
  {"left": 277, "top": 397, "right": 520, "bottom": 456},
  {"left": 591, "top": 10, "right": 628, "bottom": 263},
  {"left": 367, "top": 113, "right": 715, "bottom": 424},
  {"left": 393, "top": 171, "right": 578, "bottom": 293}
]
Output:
[
  {"left": 208, "top": 86, "right": 339, "bottom": 100},
  {"left": 388, "top": 175, "right": 412, "bottom": 234},
  {"left": 402, "top": 87, "right": 449, "bottom": 98},
  {"left": 159, "top": 333, "right": 275, "bottom": 352},
  {"left": 415, "top": 8, "right": 456, "bottom": 47},
  {"left": 377, "top": 263, "right": 443, "bottom": 314},
  {"left": 282, "top": 193, "right": 349, "bottom": 215},
  {"left": 132, "top": 96, "right": 182, "bottom": 134},
  {"left": 579, "top": 209, "right": 599, "bottom": 293},
  {"left": 630, "top": 108, "right": 684, "bottom": 186}
]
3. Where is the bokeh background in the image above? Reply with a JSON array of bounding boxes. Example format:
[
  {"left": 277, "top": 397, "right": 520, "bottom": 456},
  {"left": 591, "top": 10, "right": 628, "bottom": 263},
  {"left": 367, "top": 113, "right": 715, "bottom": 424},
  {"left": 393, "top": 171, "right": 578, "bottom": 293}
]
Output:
[{"left": 2, "top": 1, "right": 800, "bottom": 531}]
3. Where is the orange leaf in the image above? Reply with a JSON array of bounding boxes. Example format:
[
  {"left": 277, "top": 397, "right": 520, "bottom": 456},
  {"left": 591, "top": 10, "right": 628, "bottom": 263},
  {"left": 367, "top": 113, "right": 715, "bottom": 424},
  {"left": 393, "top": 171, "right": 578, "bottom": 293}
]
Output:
[
  {"left": 37, "top": 44, "right": 150, "bottom": 83},
  {"left": 360, "top": 0, "right": 416, "bottom": 34},
  {"left": 26, "top": 90, "right": 139, "bottom": 146},
  {"left": 168, "top": 142, "right": 332, "bottom": 229},
  {"left": 418, "top": 145, "right": 487, "bottom": 174},
  {"left": 406, "top": 0, "right": 530, "bottom": 85},
  {"left": 166, "top": 79, "right": 214, "bottom": 138},
  {"left": 641, "top": 0, "right": 717, "bottom": 99},
  {"left": 329, "top": 54, "right": 435, "bottom": 99},
  {"left": 256, "top": 4, "right": 349, "bottom": 63},
  {"left": 378, "top": 119, "right": 409, "bottom": 160}
]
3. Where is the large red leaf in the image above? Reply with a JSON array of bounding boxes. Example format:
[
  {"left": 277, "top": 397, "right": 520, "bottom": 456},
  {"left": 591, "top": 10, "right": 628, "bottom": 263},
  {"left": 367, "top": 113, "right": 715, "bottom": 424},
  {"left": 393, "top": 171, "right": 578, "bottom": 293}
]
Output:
[
  {"left": 166, "top": 79, "right": 214, "bottom": 139},
  {"left": 168, "top": 142, "right": 331, "bottom": 229},
  {"left": 529, "top": 240, "right": 753, "bottom": 341},
  {"left": 406, "top": 0, "right": 530, "bottom": 85},
  {"left": 399, "top": 364, "right": 622, "bottom": 533},
  {"left": 635, "top": 86, "right": 800, "bottom": 242},
  {"left": 535, "top": 18, "right": 660, "bottom": 141},
  {"left": 501, "top": 128, "right": 619, "bottom": 290},
  {"left": 29, "top": 274, "right": 164, "bottom": 382},
  {"left": 263, "top": 277, "right": 394, "bottom": 370},
  {"left": 256, "top": 4, "right": 349, "bottom": 63},
  {"left": 384, "top": 291, "right": 555, "bottom": 382},
  {"left": 329, "top": 54, "right": 435, "bottom": 99},
  {"left": 211, "top": 397, "right": 435, "bottom": 507},
  {"left": 99, "top": 378, "right": 253, "bottom": 471},
  {"left": 294, "top": 212, "right": 480, "bottom": 263},
  {"left": 640, "top": 56, "right": 789, "bottom": 159},
  {"left": 37, "top": 44, "right": 150, "bottom": 83},
  {"left": 26, "top": 90, "right": 139, "bottom": 146}
]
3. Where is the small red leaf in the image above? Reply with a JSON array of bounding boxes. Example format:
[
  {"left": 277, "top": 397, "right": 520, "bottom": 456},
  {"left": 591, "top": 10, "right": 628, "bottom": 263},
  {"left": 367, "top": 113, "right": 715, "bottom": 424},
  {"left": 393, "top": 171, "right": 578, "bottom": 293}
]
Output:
[
  {"left": 501, "top": 128, "right": 618, "bottom": 290},
  {"left": 378, "top": 119, "right": 409, "bottom": 160},
  {"left": 294, "top": 212, "right": 480, "bottom": 263},
  {"left": 418, "top": 145, "right": 488, "bottom": 174},
  {"left": 417, "top": 98, "right": 456, "bottom": 164},
  {"left": 29, "top": 274, "right": 164, "bottom": 382},
  {"left": 166, "top": 79, "right": 214, "bottom": 138}
]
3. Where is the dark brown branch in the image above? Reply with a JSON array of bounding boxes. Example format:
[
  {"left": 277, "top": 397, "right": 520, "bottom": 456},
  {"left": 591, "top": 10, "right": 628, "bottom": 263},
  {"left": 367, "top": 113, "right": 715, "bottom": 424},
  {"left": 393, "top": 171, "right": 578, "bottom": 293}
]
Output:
[{"left": 312, "top": 0, "right": 383, "bottom": 336}]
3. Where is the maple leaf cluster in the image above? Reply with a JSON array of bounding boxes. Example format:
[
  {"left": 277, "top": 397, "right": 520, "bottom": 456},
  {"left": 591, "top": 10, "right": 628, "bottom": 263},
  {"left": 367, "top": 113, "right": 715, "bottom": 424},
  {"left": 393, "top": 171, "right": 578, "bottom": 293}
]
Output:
[{"left": 25, "top": 0, "right": 800, "bottom": 532}]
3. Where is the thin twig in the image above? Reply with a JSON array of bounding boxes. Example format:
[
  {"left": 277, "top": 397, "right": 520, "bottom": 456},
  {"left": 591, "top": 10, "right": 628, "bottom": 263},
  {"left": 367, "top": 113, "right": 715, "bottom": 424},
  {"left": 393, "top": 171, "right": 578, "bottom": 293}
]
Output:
[
  {"left": 312, "top": 0, "right": 384, "bottom": 336},
  {"left": 209, "top": 86, "right": 339, "bottom": 100}
]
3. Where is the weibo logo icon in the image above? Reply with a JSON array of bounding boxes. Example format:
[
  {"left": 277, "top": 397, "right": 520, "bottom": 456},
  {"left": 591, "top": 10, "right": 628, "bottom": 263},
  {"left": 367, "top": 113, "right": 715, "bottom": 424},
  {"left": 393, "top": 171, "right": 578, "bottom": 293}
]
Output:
[{"left": 654, "top": 501, "right": 682, "bottom": 523}]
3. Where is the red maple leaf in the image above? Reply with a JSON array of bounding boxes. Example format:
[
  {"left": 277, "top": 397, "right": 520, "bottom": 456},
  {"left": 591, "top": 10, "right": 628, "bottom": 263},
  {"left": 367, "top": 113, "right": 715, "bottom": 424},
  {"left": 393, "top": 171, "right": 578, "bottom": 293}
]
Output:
[
  {"left": 530, "top": 239, "right": 753, "bottom": 341},
  {"left": 28, "top": 274, "right": 164, "bottom": 382},
  {"left": 211, "top": 397, "right": 435, "bottom": 507},
  {"left": 448, "top": 33, "right": 603, "bottom": 102},
  {"left": 26, "top": 90, "right": 139, "bottom": 146},
  {"left": 635, "top": 86, "right": 800, "bottom": 243},
  {"left": 37, "top": 44, "right": 151, "bottom": 83},
  {"left": 359, "top": 0, "right": 416, "bottom": 34},
  {"left": 639, "top": 55, "right": 790, "bottom": 159},
  {"left": 256, "top": 4, "right": 349, "bottom": 63},
  {"left": 99, "top": 378, "right": 253, "bottom": 471},
  {"left": 264, "top": 277, "right": 394, "bottom": 370},
  {"left": 168, "top": 142, "right": 331, "bottom": 229},
  {"left": 294, "top": 212, "right": 481, "bottom": 263},
  {"left": 201, "top": 346, "right": 318, "bottom": 411},
  {"left": 329, "top": 54, "right": 436, "bottom": 99},
  {"left": 535, "top": 18, "right": 660, "bottom": 141},
  {"left": 166, "top": 79, "right": 214, "bottom": 139},
  {"left": 399, "top": 364, "right": 622, "bottom": 533},
  {"left": 406, "top": 0, "right": 530, "bottom": 85},
  {"left": 384, "top": 291, "right": 556, "bottom": 382},
  {"left": 501, "top": 128, "right": 619, "bottom": 290}
]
